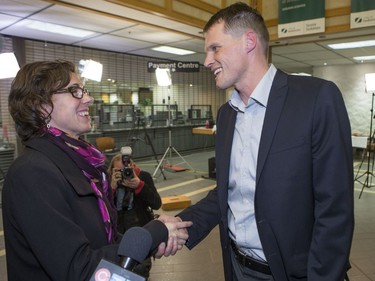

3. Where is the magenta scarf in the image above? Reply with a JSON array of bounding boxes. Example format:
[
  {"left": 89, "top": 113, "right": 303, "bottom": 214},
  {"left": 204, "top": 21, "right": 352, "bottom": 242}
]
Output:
[{"left": 46, "top": 127, "right": 117, "bottom": 243}]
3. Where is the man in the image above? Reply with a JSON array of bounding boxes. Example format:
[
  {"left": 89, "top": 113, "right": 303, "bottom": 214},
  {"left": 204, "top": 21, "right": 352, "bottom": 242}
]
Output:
[{"left": 158, "top": 2, "right": 354, "bottom": 281}]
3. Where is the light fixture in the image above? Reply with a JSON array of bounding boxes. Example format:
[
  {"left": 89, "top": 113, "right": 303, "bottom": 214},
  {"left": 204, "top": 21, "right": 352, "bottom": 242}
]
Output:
[
  {"left": 155, "top": 67, "right": 172, "bottom": 86},
  {"left": 152, "top": 46, "right": 195, "bottom": 55},
  {"left": 328, "top": 40, "right": 375, "bottom": 50},
  {"left": 80, "top": 59, "right": 103, "bottom": 82},
  {"left": 290, "top": 72, "right": 312, "bottom": 76},
  {"left": 0, "top": 52, "right": 20, "bottom": 79},
  {"left": 365, "top": 73, "right": 375, "bottom": 92},
  {"left": 131, "top": 92, "right": 139, "bottom": 105},
  {"left": 353, "top": 55, "right": 375, "bottom": 62},
  {"left": 27, "top": 20, "right": 95, "bottom": 38}
]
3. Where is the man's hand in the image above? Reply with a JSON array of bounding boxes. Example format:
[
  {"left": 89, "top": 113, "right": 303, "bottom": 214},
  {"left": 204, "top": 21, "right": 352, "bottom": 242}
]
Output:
[{"left": 154, "top": 215, "right": 192, "bottom": 258}]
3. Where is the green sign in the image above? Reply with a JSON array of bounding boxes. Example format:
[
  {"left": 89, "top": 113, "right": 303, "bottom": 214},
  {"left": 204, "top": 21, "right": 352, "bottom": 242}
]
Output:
[
  {"left": 278, "top": 0, "right": 325, "bottom": 38},
  {"left": 351, "top": 0, "right": 375, "bottom": 28},
  {"left": 351, "top": 0, "right": 375, "bottom": 13},
  {"left": 279, "top": 0, "right": 324, "bottom": 23}
]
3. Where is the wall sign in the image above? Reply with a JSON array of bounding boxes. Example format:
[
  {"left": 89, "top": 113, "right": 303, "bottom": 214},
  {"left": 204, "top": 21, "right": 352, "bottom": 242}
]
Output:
[
  {"left": 351, "top": 0, "right": 375, "bottom": 29},
  {"left": 278, "top": 0, "right": 325, "bottom": 38},
  {"left": 147, "top": 61, "right": 200, "bottom": 72}
]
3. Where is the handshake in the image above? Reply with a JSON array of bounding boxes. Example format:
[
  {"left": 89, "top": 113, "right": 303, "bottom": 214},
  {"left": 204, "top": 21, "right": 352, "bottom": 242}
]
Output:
[{"left": 154, "top": 215, "right": 193, "bottom": 258}]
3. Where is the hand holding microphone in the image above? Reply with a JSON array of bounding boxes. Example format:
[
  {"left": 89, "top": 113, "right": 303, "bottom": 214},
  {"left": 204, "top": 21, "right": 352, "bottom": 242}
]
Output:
[
  {"left": 91, "top": 216, "right": 192, "bottom": 280},
  {"left": 91, "top": 220, "right": 170, "bottom": 281}
]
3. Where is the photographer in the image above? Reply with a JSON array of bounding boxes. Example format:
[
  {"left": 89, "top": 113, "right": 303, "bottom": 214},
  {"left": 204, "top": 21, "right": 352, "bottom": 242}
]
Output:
[{"left": 108, "top": 151, "right": 162, "bottom": 279}]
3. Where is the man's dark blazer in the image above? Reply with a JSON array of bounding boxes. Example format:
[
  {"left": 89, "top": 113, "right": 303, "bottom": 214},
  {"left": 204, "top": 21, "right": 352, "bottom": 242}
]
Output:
[{"left": 178, "top": 70, "right": 354, "bottom": 281}]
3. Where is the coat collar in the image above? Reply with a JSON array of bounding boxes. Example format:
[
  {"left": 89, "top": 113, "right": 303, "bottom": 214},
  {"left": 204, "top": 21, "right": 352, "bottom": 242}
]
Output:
[{"left": 26, "top": 137, "right": 95, "bottom": 196}]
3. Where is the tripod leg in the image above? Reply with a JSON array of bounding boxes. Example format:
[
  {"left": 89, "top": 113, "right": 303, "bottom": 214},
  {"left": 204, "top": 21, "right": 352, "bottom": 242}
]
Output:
[
  {"left": 355, "top": 148, "right": 367, "bottom": 181},
  {"left": 170, "top": 146, "right": 196, "bottom": 173},
  {"left": 152, "top": 146, "right": 171, "bottom": 178},
  {"left": 359, "top": 174, "right": 369, "bottom": 199},
  {"left": 144, "top": 130, "right": 166, "bottom": 180}
]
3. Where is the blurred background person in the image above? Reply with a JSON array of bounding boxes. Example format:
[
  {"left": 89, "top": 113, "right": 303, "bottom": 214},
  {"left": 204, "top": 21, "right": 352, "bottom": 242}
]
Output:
[{"left": 108, "top": 152, "right": 162, "bottom": 279}]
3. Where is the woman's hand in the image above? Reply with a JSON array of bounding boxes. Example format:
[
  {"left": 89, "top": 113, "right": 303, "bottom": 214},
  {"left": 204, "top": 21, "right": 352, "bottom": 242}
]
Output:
[
  {"left": 154, "top": 215, "right": 193, "bottom": 258},
  {"left": 122, "top": 174, "right": 141, "bottom": 189},
  {"left": 111, "top": 168, "right": 122, "bottom": 190}
]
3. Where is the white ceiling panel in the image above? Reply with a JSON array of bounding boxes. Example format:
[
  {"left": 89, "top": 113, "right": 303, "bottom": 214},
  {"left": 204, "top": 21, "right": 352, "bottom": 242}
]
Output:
[
  {"left": 127, "top": 48, "right": 180, "bottom": 60},
  {"left": 169, "top": 39, "right": 205, "bottom": 53},
  {"left": 2, "top": 19, "right": 102, "bottom": 44},
  {"left": 112, "top": 25, "right": 191, "bottom": 44},
  {"left": 0, "top": 14, "right": 20, "bottom": 29},
  {"left": 0, "top": 0, "right": 49, "bottom": 17},
  {"left": 285, "top": 50, "right": 342, "bottom": 61},
  {"left": 78, "top": 34, "right": 156, "bottom": 53},
  {"left": 272, "top": 43, "right": 324, "bottom": 55},
  {"left": 1, "top": 0, "right": 375, "bottom": 74},
  {"left": 28, "top": 6, "right": 135, "bottom": 33}
]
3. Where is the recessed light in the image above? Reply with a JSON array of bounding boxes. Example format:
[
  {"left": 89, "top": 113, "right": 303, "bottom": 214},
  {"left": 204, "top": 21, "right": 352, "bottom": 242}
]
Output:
[
  {"left": 27, "top": 20, "right": 94, "bottom": 38},
  {"left": 328, "top": 40, "right": 375, "bottom": 49},
  {"left": 353, "top": 55, "right": 375, "bottom": 61},
  {"left": 152, "top": 46, "right": 195, "bottom": 56}
]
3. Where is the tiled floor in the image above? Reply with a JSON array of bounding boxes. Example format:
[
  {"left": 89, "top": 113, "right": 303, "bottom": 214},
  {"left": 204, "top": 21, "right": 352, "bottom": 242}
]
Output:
[{"left": 1, "top": 149, "right": 375, "bottom": 280}]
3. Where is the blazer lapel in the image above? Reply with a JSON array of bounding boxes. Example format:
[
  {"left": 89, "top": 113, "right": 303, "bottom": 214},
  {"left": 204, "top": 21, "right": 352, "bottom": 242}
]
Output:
[
  {"left": 256, "top": 70, "right": 289, "bottom": 183},
  {"left": 216, "top": 103, "right": 237, "bottom": 216}
]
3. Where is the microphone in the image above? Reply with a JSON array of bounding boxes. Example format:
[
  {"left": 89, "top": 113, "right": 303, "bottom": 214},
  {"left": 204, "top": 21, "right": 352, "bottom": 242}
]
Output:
[
  {"left": 90, "top": 220, "right": 168, "bottom": 281},
  {"left": 118, "top": 226, "right": 151, "bottom": 270},
  {"left": 119, "top": 220, "right": 168, "bottom": 270}
]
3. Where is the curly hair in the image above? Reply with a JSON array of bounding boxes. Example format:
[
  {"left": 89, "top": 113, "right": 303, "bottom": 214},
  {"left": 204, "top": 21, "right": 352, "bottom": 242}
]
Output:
[
  {"left": 203, "top": 2, "right": 269, "bottom": 57},
  {"left": 8, "top": 60, "right": 76, "bottom": 142}
]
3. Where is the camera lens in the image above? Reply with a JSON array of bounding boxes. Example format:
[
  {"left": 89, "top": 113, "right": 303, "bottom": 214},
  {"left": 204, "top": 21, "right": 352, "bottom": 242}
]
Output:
[{"left": 121, "top": 167, "right": 134, "bottom": 179}]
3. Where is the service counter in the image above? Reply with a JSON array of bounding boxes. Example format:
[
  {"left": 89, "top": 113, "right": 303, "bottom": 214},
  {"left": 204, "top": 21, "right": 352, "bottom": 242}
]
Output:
[{"left": 84, "top": 124, "right": 215, "bottom": 159}]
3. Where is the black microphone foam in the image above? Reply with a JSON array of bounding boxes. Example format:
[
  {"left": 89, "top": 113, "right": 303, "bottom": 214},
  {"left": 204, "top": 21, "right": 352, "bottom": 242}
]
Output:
[
  {"left": 142, "top": 219, "right": 169, "bottom": 252},
  {"left": 118, "top": 226, "right": 152, "bottom": 270}
]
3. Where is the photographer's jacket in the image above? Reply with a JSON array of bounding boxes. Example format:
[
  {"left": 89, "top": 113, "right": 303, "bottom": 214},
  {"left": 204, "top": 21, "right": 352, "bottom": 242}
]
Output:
[{"left": 116, "top": 169, "right": 161, "bottom": 232}]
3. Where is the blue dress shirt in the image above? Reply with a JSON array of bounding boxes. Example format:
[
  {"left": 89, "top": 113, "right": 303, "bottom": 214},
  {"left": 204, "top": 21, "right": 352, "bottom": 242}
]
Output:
[{"left": 227, "top": 64, "right": 277, "bottom": 262}]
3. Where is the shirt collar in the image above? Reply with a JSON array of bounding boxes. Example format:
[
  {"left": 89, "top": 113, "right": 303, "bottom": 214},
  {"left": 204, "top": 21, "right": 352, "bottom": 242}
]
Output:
[{"left": 229, "top": 64, "right": 277, "bottom": 112}]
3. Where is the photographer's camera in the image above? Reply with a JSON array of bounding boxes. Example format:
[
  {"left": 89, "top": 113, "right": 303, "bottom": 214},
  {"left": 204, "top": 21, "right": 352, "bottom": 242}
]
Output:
[{"left": 120, "top": 146, "right": 134, "bottom": 180}]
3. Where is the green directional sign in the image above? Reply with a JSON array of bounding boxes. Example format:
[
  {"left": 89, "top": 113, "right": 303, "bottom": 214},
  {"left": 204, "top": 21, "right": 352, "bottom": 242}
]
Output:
[
  {"left": 351, "top": 0, "right": 375, "bottom": 28},
  {"left": 278, "top": 0, "right": 325, "bottom": 38}
]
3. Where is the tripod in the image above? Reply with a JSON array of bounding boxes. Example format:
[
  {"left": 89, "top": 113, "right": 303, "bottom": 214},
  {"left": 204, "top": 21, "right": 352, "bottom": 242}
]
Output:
[
  {"left": 356, "top": 92, "right": 375, "bottom": 198},
  {"left": 127, "top": 115, "right": 167, "bottom": 180},
  {"left": 152, "top": 95, "right": 196, "bottom": 178}
]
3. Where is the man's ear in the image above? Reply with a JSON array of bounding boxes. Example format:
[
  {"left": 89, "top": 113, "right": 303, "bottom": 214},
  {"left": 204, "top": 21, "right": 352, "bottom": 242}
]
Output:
[{"left": 245, "top": 31, "right": 256, "bottom": 53}]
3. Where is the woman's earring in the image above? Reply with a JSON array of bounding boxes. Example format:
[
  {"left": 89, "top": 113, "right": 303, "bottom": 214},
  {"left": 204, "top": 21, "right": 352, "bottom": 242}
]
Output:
[{"left": 46, "top": 123, "right": 51, "bottom": 129}]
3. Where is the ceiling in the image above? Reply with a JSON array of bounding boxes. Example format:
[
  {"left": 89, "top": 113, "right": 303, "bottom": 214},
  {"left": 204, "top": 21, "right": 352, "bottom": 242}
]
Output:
[{"left": 1, "top": 0, "right": 375, "bottom": 75}]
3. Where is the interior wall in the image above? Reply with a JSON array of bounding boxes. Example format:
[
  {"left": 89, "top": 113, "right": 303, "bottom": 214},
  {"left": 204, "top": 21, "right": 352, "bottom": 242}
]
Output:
[
  {"left": 314, "top": 62, "right": 375, "bottom": 135},
  {"left": 0, "top": 37, "right": 227, "bottom": 153}
]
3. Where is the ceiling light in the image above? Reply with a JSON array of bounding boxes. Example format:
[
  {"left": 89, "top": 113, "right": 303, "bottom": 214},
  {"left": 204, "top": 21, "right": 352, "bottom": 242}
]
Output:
[
  {"left": 328, "top": 40, "right": 375, "bottom": 49},
  {"left": 0, "top": 52, "right": 20, "bottom": 79},
  {"left": 27, "top": 20, "right": 94, "bottom": 38},
  {"left": 365, "top": 73, "right": 375, "bottom": 92},
  {"left": 80, "top": 59, "right": 103, "bottom": 82},
  {"left": 152, "top": 46, "right": 195, "bottom": 55},
  {"left": 290, "top": 72, "right": 312, "bottom": 76},
  {"left": 155, "top": 68, "right": 172, "bottom": 86},
  {"left": 353, "top": 55, "right": 375, "bottom": 61}
]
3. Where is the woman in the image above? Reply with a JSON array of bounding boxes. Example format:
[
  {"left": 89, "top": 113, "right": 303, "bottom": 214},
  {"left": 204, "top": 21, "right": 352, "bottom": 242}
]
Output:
[
  {"left": 2, "top": 60, "right": 191, "bottom": 280},
  {"left": 108, "top": 154, "right": 162, "bottom": 279}
]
